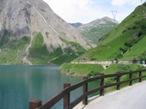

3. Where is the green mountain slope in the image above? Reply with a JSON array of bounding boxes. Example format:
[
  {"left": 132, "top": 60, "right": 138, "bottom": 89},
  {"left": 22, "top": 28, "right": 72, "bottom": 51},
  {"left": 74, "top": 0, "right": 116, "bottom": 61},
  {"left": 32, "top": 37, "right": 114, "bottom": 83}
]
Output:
[
  {"left": 28, "top": 32, "right": 86, "bottom": 65},
  {"left": 71, "top": 17, "right": 118, "bottom": 44},
  {"left": 79, "top": 17, "right": 118, "bottom": 44},
  {"left": 0, "top": 36, "right": 29, "bottom": 64},
  {"left": 74, "top": 2, "right": 146, "bottom": 62},
  {"left": 0, "top": 32, "right": 86, "bottom": 65}
]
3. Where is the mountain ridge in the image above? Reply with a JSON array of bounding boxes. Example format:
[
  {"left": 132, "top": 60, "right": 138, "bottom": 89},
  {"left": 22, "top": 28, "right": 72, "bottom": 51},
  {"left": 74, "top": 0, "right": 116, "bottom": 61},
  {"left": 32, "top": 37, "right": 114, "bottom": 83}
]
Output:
[{"left": 70, "top": 17, "right": 118, "bottom": 44}]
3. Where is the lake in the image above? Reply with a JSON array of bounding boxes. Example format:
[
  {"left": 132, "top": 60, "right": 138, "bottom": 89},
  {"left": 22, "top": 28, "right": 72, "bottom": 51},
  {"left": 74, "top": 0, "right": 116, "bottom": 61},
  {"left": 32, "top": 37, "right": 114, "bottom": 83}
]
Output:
[{"left": 0, "top": 65, "right": 84, "bottom": 109}]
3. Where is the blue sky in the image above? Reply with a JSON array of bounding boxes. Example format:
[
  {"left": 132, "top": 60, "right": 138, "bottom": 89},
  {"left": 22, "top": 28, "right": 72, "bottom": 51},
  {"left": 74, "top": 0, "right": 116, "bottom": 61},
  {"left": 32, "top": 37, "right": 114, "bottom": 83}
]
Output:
[{"left": 43, "top": 0, "right": 145, "bottom": 23}]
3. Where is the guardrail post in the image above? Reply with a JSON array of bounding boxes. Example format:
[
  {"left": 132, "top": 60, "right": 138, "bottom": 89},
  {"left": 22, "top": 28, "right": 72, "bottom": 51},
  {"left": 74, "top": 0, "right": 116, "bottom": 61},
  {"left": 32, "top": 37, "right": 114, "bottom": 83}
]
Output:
[
  {"left": 116, "top": 74, "right": 120, "bottom": 90},
  {"left": 129, "top": 71, "right": 133, "bottom": 86},
  {"left": 100, "top": 74, "right": 104, "bottom": 96},
  {"left": 83, "top": 76, "right": 88, "bottom": 105},
  {"left": 139, "top": 71, "right": 142, "bottom": 82},
  {"left": 64, "top": 83, "right": 70, "bottom": 109},
  {"left": 29, "top": 99, "right": 42, "bottom": 109}
]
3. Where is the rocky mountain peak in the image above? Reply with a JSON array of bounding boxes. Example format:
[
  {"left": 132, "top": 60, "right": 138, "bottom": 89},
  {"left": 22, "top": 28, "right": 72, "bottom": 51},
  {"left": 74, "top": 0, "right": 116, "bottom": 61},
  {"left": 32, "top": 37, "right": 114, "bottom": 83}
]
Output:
[
  {"left": 0, "top": 0, "right": 92, "bottom": 64},
  {"left": 78, "top": 17, "right": 118, "bottom": 29},
  {"left": 0, "top": 0, "right": 91, "bottom": 52}
]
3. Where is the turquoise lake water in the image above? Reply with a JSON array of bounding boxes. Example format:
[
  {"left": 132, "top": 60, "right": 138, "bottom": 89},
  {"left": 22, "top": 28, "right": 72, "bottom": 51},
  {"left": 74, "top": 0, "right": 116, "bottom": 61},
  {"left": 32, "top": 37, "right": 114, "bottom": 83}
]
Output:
[{"left": 0, "top": 65, "right": 83, "bottom": 109}]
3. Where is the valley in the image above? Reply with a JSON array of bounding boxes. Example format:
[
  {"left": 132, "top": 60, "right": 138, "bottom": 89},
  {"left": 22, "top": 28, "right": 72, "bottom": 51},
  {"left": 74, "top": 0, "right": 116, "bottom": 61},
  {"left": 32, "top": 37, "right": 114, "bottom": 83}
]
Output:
[
  {"left": 60, "top": 2, "right": 146, "bottom": 76},
  {"left": 0, "top": 1, "right": 146, "bottom": 109},
  {"left": 0, "top": 0, "right": 146, "bottom": 76}
]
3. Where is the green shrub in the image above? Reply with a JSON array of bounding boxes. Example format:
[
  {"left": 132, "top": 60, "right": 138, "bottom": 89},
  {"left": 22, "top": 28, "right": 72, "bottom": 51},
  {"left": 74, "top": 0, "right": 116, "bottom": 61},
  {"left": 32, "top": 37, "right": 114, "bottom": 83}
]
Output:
[
  {"left": 116, "top": 54, "right": 123, "bottom": 59},
  {"left": 119, "top": 47, "right": 127, "bottom": 54},
  {"left": 137, "top": 51, "right": 146, "bottom": 60},
  {"left": 124, "top": 41, "right": 133, "bottom": 47},
  {"left": 88, "top": 71, "right": 99, "bottom": 77}
]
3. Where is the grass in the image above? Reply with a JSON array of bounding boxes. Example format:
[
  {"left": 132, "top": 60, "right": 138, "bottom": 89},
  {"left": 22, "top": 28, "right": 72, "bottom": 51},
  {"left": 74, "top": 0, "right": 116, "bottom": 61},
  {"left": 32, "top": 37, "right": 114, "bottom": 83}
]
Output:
[
  {"left": 121, "top": 35, "right": 146, "bottom": 60},
  {"left": 101, "top": 64, "right": 145, "bottom": 91},
  {"left": 60, "top": 37, "right": 86, "bottom": 54},
  {"left": 102, "top": 64, "right": 144, "bottom": 74},
  {"left": 75, "top": 2, "right": 146, "bottom": 62},
  {"left": 60, "top": 64, "right": 104, "bottom": 76},
  {"left": 51, "top": 39, "right": 87, "bottom": 64},
  {"left": 60, "top": 63, "right": 144, "bottom": 77},
  {"left": 29, "top": 32, "right": 50, "bottom": 64},
  {"left": 60, "top": 63, "right": 145, "bottom": 92},
  {"left": 0, "top": 36, "right": 29, "bottom": 64}
]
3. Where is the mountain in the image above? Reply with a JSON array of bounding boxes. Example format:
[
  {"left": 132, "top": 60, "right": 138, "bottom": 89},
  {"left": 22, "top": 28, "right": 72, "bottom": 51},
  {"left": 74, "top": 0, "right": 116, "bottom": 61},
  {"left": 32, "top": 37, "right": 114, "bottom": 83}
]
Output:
[
  {"left": 74, "top": 2, "right": 146, "bottom": 62},
  {"left": 0, "top": 0, "right": 92, "bottom": 65},
  {"left": 70, "top": 22, "right": 83, "bottom": 28},
  {"left": 71, "top": 17, "right": 118, "bottom": 44}
]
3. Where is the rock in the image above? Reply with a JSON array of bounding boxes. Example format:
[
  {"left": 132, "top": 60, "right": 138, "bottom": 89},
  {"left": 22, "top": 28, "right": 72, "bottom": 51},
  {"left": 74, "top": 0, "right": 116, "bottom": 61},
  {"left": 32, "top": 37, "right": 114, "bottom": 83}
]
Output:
[{"left": 0, "top": 0, "right": 91, "bottom": 52}]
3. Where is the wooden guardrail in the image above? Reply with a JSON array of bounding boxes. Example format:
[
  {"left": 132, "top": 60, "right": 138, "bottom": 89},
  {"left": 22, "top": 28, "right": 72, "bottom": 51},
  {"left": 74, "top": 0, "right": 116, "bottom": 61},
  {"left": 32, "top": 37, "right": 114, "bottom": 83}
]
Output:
[{"left": 29, "top": 69, "right": 146, "bottom": 109}]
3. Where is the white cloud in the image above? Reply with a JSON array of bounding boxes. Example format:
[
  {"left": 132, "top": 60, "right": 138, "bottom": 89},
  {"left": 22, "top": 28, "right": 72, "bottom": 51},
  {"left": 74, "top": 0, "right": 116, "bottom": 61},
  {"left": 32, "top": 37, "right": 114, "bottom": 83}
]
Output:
[
  {"left": 44, "top": 0, "right": 111, "bottom": 23},
  {"left": 43, "top": 0, "right": 144, "bottom": 23},
  {"left": 111, "top": 0, "right": 141, "bottom": 7},
  {"left": 110, "top": 0, "right": 143, "bottom": 22},
  {"left": 43, "top": 0, "right": 93, "bottom": 23}
]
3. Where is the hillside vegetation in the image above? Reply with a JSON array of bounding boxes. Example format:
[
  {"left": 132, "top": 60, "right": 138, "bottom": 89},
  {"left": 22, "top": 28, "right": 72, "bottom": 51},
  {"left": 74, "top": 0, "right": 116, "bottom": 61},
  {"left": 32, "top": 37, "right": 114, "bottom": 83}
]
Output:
[
  {"left": 71, "top": 17, "right": 118, "bottom": 44},
  {"left": 0, "top": 36, "right": 29, "bottom": 64},
  {"left": 102, "top": 64, "right": 144, "bottom": 74},
  {"left": 29, "top": 33, "right": 86, "bottom": 65},
  {"left": 60, "top": 64, "right": 104, "bottom": 76},
  {"left": 79, "top": 17, "right": 118, "bottom": 44},
  {"left": 74, "top": 2, "right": 146, "bottom": 62}
]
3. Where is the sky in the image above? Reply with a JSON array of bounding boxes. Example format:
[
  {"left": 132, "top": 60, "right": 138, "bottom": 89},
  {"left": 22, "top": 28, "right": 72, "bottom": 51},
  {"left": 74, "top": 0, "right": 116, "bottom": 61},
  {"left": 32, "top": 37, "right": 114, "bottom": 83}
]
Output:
[{"left": 43, "top": 0, "right": 146, "bottom": 23}]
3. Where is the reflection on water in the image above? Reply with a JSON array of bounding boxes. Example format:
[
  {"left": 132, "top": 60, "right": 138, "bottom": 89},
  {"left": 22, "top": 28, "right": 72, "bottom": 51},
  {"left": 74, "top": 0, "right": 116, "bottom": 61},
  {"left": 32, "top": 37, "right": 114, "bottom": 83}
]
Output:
[{"left": 0, "top": 65, "right": 82, "bottom": 109}]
